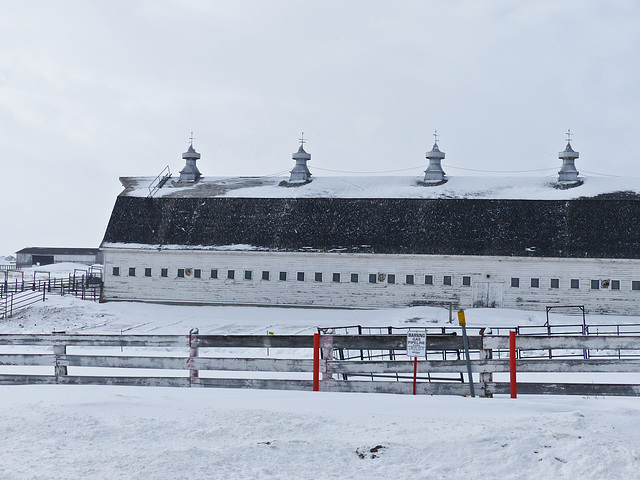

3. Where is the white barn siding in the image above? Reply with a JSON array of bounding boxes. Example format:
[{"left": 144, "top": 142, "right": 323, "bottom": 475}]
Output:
[{"left": 102, "top": 248, "right": 640, "bottom": 314}]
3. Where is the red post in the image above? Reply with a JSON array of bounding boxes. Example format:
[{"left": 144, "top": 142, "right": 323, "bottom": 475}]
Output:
[
  {"left": 313, "top": 333, "right": 320, "bottom": 391},
  {"left": 413, "top": 357, "right": 418, "bottom": 395},
  {"left": 510, "top": 331, "right": 517, "bottom": 398}
]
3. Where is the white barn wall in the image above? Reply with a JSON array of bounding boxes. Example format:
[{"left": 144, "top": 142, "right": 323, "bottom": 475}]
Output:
[{"left": 102, "top": 248, "right": 640, "bottom": 314}]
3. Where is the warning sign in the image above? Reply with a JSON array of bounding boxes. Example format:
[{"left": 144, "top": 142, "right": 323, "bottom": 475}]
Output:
[{"left": 406, "top": 331, "right": 426, "bottom": 357}]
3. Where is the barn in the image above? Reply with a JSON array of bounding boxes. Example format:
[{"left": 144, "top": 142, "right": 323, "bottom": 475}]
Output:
[
  {"left": 16, "top": 247, "right": 104, "bottom": 268},
  {"left": 100, "top": 140, "right": 640, "bottom": 314}
]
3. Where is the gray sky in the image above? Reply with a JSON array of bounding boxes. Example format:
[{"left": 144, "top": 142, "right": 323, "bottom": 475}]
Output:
[{"left": 1, "top": 0, "right": 639, "bottom": 255}]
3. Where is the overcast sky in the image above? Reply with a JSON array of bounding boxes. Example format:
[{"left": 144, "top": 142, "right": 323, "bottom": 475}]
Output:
[{"left": 1, "top": 1, "right": 639, "bottom": 255}]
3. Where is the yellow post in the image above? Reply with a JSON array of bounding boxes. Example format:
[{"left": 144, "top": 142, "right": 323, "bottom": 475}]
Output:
[{"left": 457, "top": 309, "right": 466, "bottom": 327}]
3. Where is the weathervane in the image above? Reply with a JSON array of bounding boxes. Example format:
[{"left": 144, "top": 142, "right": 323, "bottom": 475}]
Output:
[
  {"left": 566, "top": 129, "right": 572, "bottom": 144},
  {"left": 299, "top": 131, "right": 306, "bottom": 146},
  {"left": 189, "top": 131, "right": 194, "bottom": 147},
  {"left": 433, "top": 130, "right": 439, "bottom": 145}
]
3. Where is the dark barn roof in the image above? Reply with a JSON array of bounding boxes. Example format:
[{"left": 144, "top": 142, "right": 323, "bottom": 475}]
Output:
[
  {"left": 101, "top": 196, "right": 640, "bottom": 259},
  {"left": 16, "top": 247, "right": 101, "bottom": 255}
]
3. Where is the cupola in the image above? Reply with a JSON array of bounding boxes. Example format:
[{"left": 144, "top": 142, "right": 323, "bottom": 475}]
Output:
[
  {"left": 178, "top": 134, "right": 202, "bottom": 183},
  {"left": 288, "top": 133, "right": 312, "bottom": 183},
  {"left": 557, "top": 130, "right": 579, "bottom": 185},
  {"left": 423, "top": 131, "right": 446, "bottom": 185}
]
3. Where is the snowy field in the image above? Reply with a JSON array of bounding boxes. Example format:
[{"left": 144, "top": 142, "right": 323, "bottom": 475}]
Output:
[{"left": 2, "top": 263, "right": 640, "bottom": 479}]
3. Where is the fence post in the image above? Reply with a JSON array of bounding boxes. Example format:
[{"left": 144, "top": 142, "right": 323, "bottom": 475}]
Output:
[
  {"left": 478, "top": 336, "right": 493, "bottom": 398},
  {"left": 319, "top": 331, "right": 334, "bottom": 389},
  {"left": 188, "top": 328, "right": 199, "bottom": 386},
  {"left": 510, "top": 331, "right": 517, "bottom": 399},
  {"left": 53, "top": 343, "right": 68, "bottom": 382},
  {"left": 313, "top": 333, "right": 320, "bottom": 391}
]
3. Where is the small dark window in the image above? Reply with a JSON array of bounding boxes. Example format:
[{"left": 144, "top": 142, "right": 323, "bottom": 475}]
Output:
[
  {"left": 351, "top": 273, "right": 359, "bottom": 283},
  {"left": 571, "top": 279, "right": 579, "bottom": 289},
  {"left": 144, "top": 268, "right": 152, "bottom": 277},
  {"left": 262, "top": 271, "right": 270, "bottom": 281},
  {"left": 405, "top": 274, "right": 414, "bottom": 285},
  {"left": 161, "top": 268, "right": 168, "bottom": 278},
  {"left": 443, "top": 275, "right": 452, "bottom": 286},
  {"left": 112, "top": 267, "right": 120, "bottom": 276},
  {"left": 590, "top": 279, "right": 599, "bottom": 290},
  {"left": 387, "top": 274, "right": 395, "bottom": 284},
  {"left": 279, "top": 271, "right": 287, "bottom": 281},
  {"left": 297, "top": 272, "right": 305, "bottom": 282},
  {"left": 462, "top": 276, "right": 471, "bottom": 286},
  {"left": 424, "top": 275, "right": 433, "bottom": 285},
  {"left": 332, "top": 273, "right": 341, "bottom": 283},
  {"left": 511, "top": 277, "right": 519, "bottom": 288},
  {"left": 551, "top": 278, "right": 559, "bottom": 289},
  {"left": 315, "top": 272, "right": 323, "bottom": 282},
  {"left": 369, "top": 273, "right": 377, "bottom": 284},
  {"left": 530, "top": 278, "right": 539, "bottom": 288},
  {"left": 177, "top": 268, "right": 185, "bottom": 278},
  {"left": 129, "top": 267, "right": 136, "bottom": 277},
  {"left": 611, "top": 280, "right": 620, "bottom": 290},
  {"left": 210, "top": 269, "right": 218, "bottom": 279},
  {"left": 194, "top": 269, "right": 201, "bottom": 279},
  {"left": 227, "top": 269, "right": 235, "bottom": 280},
  {"left": 632, "top": 281, "right": 640, "bottom": 291},
  {"left": 244, "top": 270, "right": 252, "bottom": 280}
]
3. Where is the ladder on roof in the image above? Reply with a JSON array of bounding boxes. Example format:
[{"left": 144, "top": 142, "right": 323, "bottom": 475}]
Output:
[{"left": 147, "top": 166, "right": 172, "bottom": 198}]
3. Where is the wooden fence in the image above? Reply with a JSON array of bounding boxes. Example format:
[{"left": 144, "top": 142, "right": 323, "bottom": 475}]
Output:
[{"left": 1, "top": 332, "right": 640, "bottom": 396}]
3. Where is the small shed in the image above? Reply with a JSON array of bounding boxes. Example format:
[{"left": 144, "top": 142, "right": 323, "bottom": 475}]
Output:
[{"left": 16, "top": 247, "right": 104, "bottom": 268}]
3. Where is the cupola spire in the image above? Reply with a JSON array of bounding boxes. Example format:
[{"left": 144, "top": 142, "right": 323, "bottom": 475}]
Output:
[
  {"left": 178, "top": 132, "right": 202, "bottom": 183},
  {"left": 288, "top": 132, "right": 312, "bottom": 183},
  {"left": 423, "top": 130, "right": 446, "bottom": 185},
  {"left": 557, "top": 129, "right": 579, "bottom": 185}
]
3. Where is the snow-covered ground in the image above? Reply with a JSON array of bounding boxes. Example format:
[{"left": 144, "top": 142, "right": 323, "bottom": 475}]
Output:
[{"left": 2, "top": 265, "right": 640, "bottom": 479}]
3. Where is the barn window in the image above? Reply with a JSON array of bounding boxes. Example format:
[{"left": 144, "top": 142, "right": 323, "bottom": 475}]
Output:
[
  {"left": 571, "top": 279, "right": 579, "bottom": 289},
  {"left": 315, "top": 272, "right": 323, "bottom": 282},
  {"left": 177, "top": 269, "right": 185, "bottom": 278},
  {"left": 297, "top": 272, "right": 305, "bottom": 281},
  {"left": 590, "top": 280, "right": 599, "bottom": 290},
  {"left": 387, "top": 274, "right": 395, "bottom": 284},
  {"left": 332, "top": 273, "right": 341, "bottom": 283},
  {"left": 244, "top": 270, "right": 252, "bottom": 280},
  {"left": 611, "top": 280, "right": 620, "bottom": 290},
  {"left": 112, "top": 267, "right": 120, "bottom": 276},
  {"left": 279, "top": 271, "right": 287, "bottom": 281},
  {"left": 551, "top": 278, "right": 559, "bottom": 289},
  {"left": 443, "top": 276, "right": 452, "bottom": 286},
  {"left": 128, "top": 267, "right": 136, "bottom": 277},
  {"left": 510, "top": 277, "right": 519, "bottom": 288},
  {"left": 351, "top": 273, "right": 359, "bottom": 283},
  {"left": 144, "top": 268, "right": 152, "bottom": 277},
  {"left": 530, "top": 278, "right": 539, "bottom": 288},
  {"left": 210, "top": 269, "right": 218, "bottom": 279},
  {"left": 462, "top": 276, "right": 471, "bottom": 286},
  {"left": 262, "top": 271, "right": 270, "bottom": 280},
  {"left": 194, "top": 269, "right": 201, "bottom": 279},
  {"left": 405, "top": 274, "right": 414, "bottom": 285},
  {"left": 369, "top": 273, "right": 377, "bottom": 284},
  {"left": 227, "top": 270, "right": 235, "bottom": 280},
  {"left": 161, "top": 268, "right": 168, "bottom": 278},
  {"left": 424, "top": 275, "right": 433, "bottom": 285},
  {"left": 632, "top": 281, "right": 640, "bottom": 291}
]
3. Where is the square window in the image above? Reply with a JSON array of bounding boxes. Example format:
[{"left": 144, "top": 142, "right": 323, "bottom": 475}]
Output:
[
  {"left": 194, "top": 269, "right": 201, "bottom": 279},
  {"left": 571, "top": 279, "right": 579, "bottom": 289},
  {"left": 161, "top": 268, "right": 168, "bottom": 278},
  {"left": 332, "top": 272, "right": 341, "bottom": 283},
  {"left": 297, "top": 272, "right": 305, "bottom": 282},
  {"left": 128, "top": 267, "right": 136, "bottom": 277},
  {"left": 424, "top": 275, "right": 433, "bottom": 285},
  {"left": 315, "top": 272, "right": 323, "bottom": 282},
  {"left": 350, "top": 273, "right": 359, "bottom": 283},
  {"left": 511, "top": 277, "right": 519, "bottom": 288},
  {"left": 443, "top": 275, "right": 452, "bottom": 286},
  {"left": 369, "top": 273, "right": 377, "bottom": 284},
  {"left": 227, "top": 269, "right": 235, "bottom": 280},
  {"left": 611, "top": 280, "right": 620, "bottom": 290},
  {"left": 177, "top": 268, "right": 185, "bottom": 278},
  {"left": 144, "top": 268, "right": 152, "bottom": 277},
  {"left": 244, "top": 270, "right": 252, "bottom": 280},
  {"left": 210, "top": 269, "right": 218, "bottom": 279},
  {"left": 279, "top": 271, "right": 287, "bottom": 281},
  {"left": 387, "top": 274, "right": 395, "bottom": 284},
  {"left": 551, "top": 278, "right": 559, "bottom": 289},
  {"left": 462, "top": 276, "right": 471, "bottom": 287},
  {"left": 262, "top": 271, "right": 270, "bottom": 281},
  {"left": 632, "top": 281, "right": 640, "bottom": 291},
  {"left": 112, "top": 267, "right": 120, "bottom": 276},
  {"left": 590, "top": 279, "right": 599, "bottom": 290},
  {"left": 530, "top": 278, "right": 539, "bottom": 288},
  {"left": 405, "top": 274, "right": 414, "bottom": 285}
]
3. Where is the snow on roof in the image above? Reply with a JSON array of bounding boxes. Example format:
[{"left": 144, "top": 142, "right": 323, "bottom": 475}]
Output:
[{"left": 119, "top": 175, "right": 640, "bottom": 200}]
